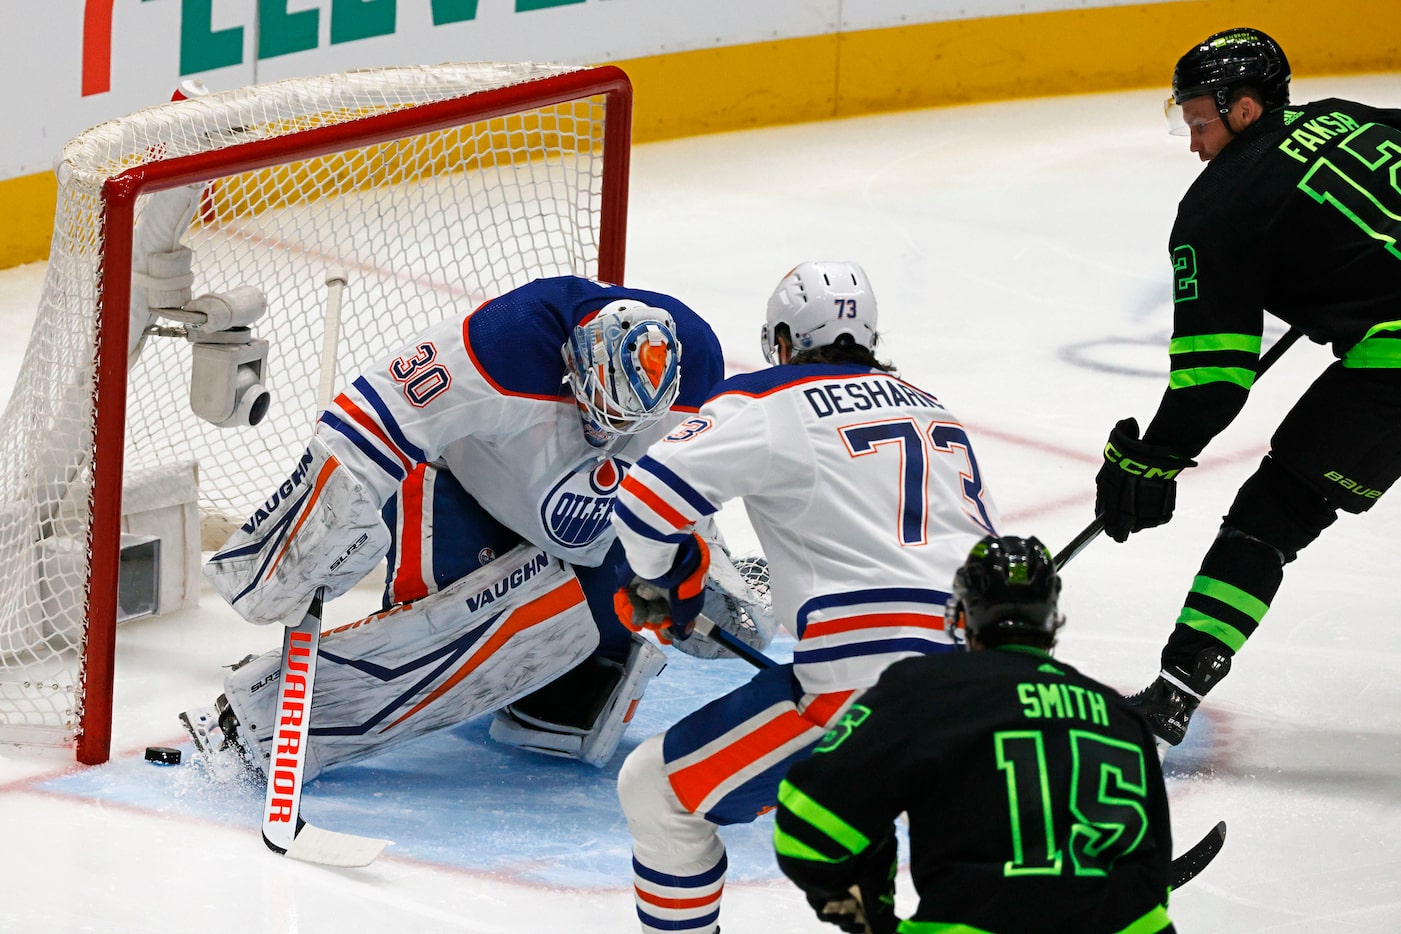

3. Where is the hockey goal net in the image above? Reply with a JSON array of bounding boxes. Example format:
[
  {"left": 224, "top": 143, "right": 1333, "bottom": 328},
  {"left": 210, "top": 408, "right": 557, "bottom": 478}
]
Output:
[{"left": 0, "top": 62, "right": 631, "bottom": 764}]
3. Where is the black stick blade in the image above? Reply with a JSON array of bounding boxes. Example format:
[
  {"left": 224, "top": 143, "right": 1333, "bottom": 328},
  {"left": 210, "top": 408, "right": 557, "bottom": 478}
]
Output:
[{"left": 1169, "top": 820, "right": 1227, "bottom": 889}]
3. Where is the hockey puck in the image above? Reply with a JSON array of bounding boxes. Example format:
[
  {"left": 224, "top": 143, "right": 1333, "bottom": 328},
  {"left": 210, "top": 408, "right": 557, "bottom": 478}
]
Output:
[{"left": 144, "top": 746, "right": 181, "bottom": 766}]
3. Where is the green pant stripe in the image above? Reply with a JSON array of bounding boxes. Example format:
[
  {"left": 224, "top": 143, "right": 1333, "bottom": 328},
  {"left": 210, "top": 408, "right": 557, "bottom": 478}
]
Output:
[
  {"left": 1168, "top": 333, "right": 1262, "bottom": 355},
  {"left": 1189, "top": 574, "right": 1269, "bottom": 622},
  {"left": 1344, "top": 340, "right": 1401, "bottom": 367},
  {"left": 1344, "top": 319, "right": 1401, "bottom": 367},
  {"left": 776, "top": 779, "right": 869, "bottom": 856},
  {"left": 1117, "top": 905, "right": 1174, "bottom": 934},
  {"left": 895, "top": 905, "right": 1170, "bottom": 934},
  {"left": 896, "top": 921, "right": 996, "bottom": 933},
  {"left": 773, "top": 826, "right": 848, "bottom": 863},
  {"left": 1168, "top": 366, "right": 1256, "bottom": 389},
  {"left": 1175, "top": 608, "right": 1248, "bottom": 652}
]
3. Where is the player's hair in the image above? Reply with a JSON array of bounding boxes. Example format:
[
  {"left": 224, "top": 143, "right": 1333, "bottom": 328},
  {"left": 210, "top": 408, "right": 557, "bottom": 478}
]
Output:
[{"left": 786, "top": 330, "right": 896, "bottom": 371}]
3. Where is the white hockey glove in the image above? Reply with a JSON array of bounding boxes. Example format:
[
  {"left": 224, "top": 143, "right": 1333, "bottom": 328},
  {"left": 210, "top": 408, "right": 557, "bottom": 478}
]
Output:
[{"left": 205, "top": 436, "right": 390, "bottom": 625}]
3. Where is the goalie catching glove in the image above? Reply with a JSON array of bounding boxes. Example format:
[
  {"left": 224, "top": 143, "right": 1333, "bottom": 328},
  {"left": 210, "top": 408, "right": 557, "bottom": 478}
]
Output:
[
  {"left": 1095, "top": 417, "right": 1197, "bottom": 543},
  {"left": 205, "top": 436, "right": 391, "bottom": 624}
]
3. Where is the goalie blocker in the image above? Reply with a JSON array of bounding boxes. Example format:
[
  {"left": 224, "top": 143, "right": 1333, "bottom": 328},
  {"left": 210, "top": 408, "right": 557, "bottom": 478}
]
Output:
[
  {"left": 204, "top": 436, "right": 391, "bottom": 626},
  {"left": 186, "top": 543, "right": 670, "bottom": 778}
]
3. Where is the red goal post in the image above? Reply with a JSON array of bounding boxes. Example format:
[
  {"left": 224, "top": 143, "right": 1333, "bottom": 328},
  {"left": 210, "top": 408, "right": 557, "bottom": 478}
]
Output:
[{"left": 0, "top": 63, "right": 632, "bottom": 764}]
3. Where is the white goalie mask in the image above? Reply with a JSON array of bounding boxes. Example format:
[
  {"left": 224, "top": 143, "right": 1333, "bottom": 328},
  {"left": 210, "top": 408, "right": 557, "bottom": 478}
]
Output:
[
  {"left": 563, "top": 300, "right": 682, "bottom": 447},
  {"left": 761, "top": 260, "right": 878, "bottom": 364}
]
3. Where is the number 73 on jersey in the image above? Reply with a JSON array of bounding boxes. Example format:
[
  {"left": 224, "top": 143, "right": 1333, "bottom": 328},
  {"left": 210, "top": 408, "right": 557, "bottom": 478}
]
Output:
[{"left": 839, "top": 417, "right": 997, "bottom": 544}]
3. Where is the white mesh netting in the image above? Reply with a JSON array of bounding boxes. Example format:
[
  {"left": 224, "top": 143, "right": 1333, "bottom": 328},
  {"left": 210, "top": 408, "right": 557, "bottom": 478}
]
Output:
[{"left": 0, "top": 62, "right": 624, "bottom": 755}]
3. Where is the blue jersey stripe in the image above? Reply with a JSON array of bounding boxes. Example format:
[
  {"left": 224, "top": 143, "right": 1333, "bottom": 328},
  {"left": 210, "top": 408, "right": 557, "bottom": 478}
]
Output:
[
  {"left": 795, "top": 586, "right": 951, "bottom": 626},
  {"left": 351, "top": 376, "right": 429, "bottom": 464},
  {"left": 634, "top": 907, "right": 721, "bottom": 931},
  {"left": 632, "top": 853, "right": 728, "bottom": 887},
  {"left": 614, "top": 501, "right": 693, "bottom": 544},
  {"left": 794, "top": 637, "right": 957, "bottom": 664},
  {"left": 635, "top": 455, "right": 717, "bottom": 517},
  {"left": 321, "top": 412, "right": 409, "bottom": 484}
]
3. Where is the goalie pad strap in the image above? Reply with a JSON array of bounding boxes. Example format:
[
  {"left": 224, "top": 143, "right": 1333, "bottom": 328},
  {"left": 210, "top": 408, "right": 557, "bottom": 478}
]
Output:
[
  {"left": 222, "top": 543, "right": 597, "bottom": 780},
  {"left": 489, "top": 633, "right": 667, "bottom": 767}
]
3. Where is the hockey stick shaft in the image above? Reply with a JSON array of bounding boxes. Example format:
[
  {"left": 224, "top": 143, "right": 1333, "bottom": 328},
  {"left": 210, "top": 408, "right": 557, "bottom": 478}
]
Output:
[
  {"left": 261, "top": 588, "right": 390, "bottom": 867},
  {"left": 1056, "top": 327, "right": 1303, "bottom": 571},
  {"left": 316, "top": 268, "right": 347, "bottom": 416},
  {"left": 262, "top": 589, "right": 325, "bottom": 855},
  {"left": 692, "top": 613, "right": 778, "bottom": 669},
  {"left": 259, "top": 269, "right": 388, "bottom": 867}
]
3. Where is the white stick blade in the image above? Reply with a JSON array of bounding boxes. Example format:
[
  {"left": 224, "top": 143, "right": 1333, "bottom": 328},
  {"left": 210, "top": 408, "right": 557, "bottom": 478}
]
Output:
[{"left": 285, "top": 823, "right": 390, "bottom": 868}]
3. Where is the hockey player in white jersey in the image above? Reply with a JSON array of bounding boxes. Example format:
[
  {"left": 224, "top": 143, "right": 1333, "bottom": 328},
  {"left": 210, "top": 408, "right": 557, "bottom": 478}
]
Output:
[
  {"left": 609, "top": 261, "right": 1001, "bottom": 934},
  {"left": 181, "top": 275, "right": 737, "bottom": 780}
]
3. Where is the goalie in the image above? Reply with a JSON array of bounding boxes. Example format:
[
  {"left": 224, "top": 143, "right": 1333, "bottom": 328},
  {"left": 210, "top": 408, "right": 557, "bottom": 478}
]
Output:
[{"left": 180, "top": 274, "right": 768, "bottom": 781}]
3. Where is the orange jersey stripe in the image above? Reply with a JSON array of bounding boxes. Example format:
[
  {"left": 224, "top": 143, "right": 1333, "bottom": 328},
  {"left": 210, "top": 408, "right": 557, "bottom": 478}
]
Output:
[
  {"left": 392, "top": 464, "right": 429, "bottom": 604},
  {"left": 669, "top": 712, "right": 817, "bottom": 811},
  {"left": 803, "top": 611, "right": 945, "bottom": 639},
  {"left": 799, "top": 689, "right": 855, "bottom": 726},
  {"left": 334, "top": 392, "right": 413, "bottom": 473},
  {"left": 633, "top": 886, "right": 724, "bottom": 909},
  {"left": 621, "top": 474, "right": 691, "bottom": 530}
]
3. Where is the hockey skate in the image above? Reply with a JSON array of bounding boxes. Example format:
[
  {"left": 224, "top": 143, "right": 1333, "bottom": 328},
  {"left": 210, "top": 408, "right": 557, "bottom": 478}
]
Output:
[
  {"left": 1125, "top": 677, "right": 1199, "bottom": 749},
  {"left": 178, "top": 692, "right": 259, "bottom": 782},
  {"left": 1127, "top": 647, "right": 1231, "bottom": 749}
]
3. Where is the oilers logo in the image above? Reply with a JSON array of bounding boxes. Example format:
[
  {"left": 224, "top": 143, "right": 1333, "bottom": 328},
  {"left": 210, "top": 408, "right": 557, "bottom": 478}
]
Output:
[{"left": 540, "top": 456, "right": 631, "bottom": 549}]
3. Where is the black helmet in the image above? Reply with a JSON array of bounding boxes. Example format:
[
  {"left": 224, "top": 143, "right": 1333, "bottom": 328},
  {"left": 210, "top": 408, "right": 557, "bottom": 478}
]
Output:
[
  {"left": 947, "top": 535, "right": 1063, "bottom": 647},
  {"left": 1172, "top": 27, "right": 1291, "bottom": 111}
]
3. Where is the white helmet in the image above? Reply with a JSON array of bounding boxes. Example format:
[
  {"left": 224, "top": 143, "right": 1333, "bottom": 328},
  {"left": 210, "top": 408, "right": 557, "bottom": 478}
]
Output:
[
  {"left": 563, "top": 300, "right": 682, "bottom": 447},
  {"left": 761, "top": 261, "right": 878, "bottom": 364}
]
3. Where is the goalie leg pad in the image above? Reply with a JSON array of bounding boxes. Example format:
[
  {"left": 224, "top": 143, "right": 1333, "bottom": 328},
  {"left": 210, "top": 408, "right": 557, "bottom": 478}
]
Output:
[
  {"left": 489, "top": 633, "right": 667, "bottom": 767},
  {"left": 205, "top": 436, "right": 392, "bottom": 624},
  {"left": 218, "top": 543, "right": 598, "bottom": 780}
]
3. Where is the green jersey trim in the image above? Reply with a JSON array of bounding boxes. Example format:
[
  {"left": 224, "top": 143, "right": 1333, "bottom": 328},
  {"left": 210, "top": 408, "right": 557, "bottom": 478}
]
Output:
[
  {"left": 1168, "top": 366, "right": 1256, "bottom": 390},
  {"left": 894, "top": 903, "right": 1171, "bottom": 933},
  {"left": 1168, "top": 333, "right": 1262, "bottom": 355}
]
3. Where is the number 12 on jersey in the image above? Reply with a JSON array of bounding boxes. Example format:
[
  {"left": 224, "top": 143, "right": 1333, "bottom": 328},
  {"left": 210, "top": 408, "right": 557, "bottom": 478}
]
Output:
[{"left": 840, "top": 417, "right": 996, "bottom": 544}]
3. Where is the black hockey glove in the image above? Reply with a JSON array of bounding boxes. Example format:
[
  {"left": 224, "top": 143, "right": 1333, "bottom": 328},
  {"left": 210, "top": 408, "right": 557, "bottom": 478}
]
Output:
[
  {"left": 804, "top": 827, "right": 899, "bottom": 934},
  {"left": 1095, "top": 417, "right": 1197, "bottom": 542}
]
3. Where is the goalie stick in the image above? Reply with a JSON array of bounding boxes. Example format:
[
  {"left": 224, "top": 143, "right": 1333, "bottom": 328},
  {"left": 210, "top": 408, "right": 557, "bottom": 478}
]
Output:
[
  {"left": 1055, "top": 327, "right": 1303, "bottom": 572},
  {"left": 259, "top": 268, "right": 388, "bottom": 867},
  {"left": 1169, "top": 820, "right": 1227, "bottom": 889},
  {"left": 261, "top": 589, "right": 389, "bottom": 867}
]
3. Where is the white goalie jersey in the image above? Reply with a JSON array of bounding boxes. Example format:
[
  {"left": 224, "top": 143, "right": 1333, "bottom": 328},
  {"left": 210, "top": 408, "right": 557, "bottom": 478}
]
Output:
[
  {"left": 613, "top": 362, "right": 1000, "bottom": 695},
  {"left": 207, "top": 276, "right": 724, "bottom": 624},
  {"left": 317, "top": 276, "right": 724, "bottom": 568}
]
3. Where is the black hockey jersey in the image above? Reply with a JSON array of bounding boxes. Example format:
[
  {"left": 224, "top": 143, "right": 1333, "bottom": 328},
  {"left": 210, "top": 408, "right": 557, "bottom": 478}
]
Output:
[
  {"left": 1145, "top": 98, "right": 1401, "bottom": 456},
  {"left": 775, "top": 646, "right": 1174, "bottom": 933}
]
